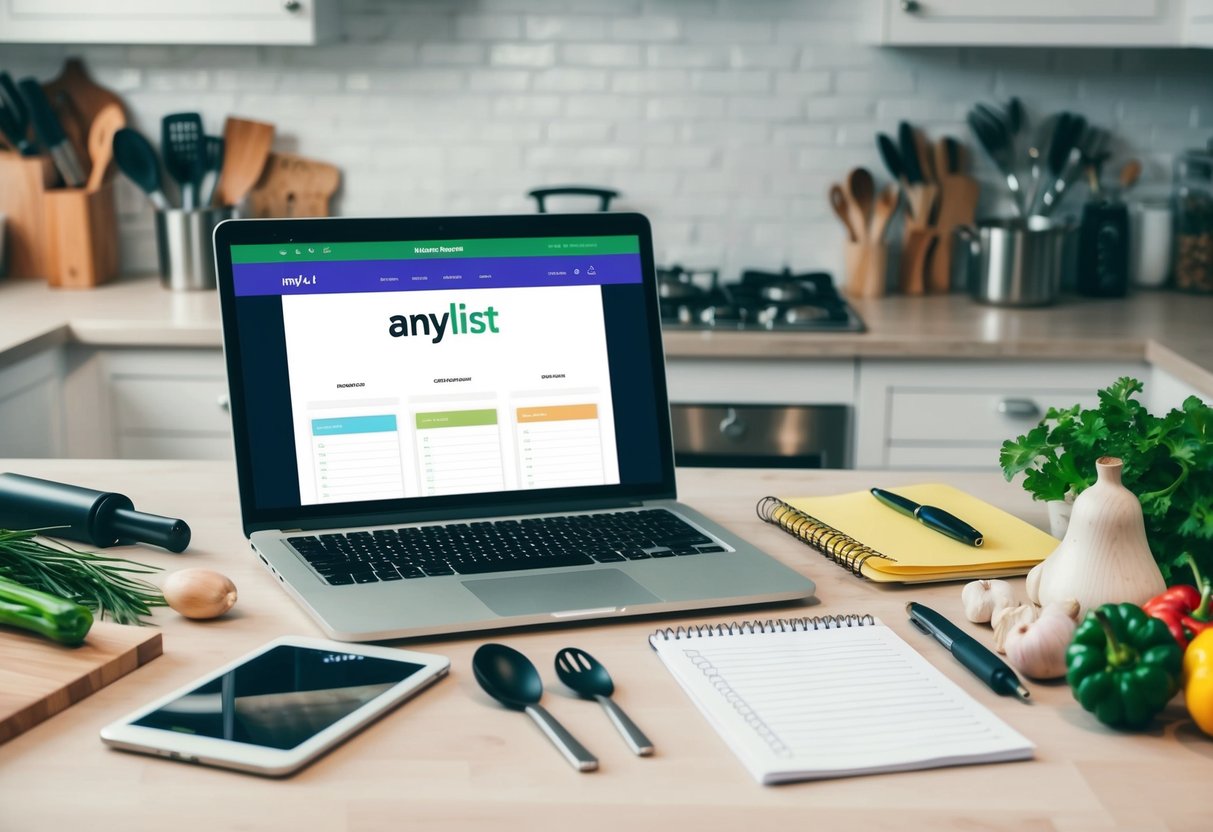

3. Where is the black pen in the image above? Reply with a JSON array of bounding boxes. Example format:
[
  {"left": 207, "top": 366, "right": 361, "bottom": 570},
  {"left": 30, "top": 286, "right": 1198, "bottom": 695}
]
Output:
[
  {"left": 907, "top": 602, "right": 1030, "bottom": 703},
  {"left": 871, "top": 487, "right": 984, "bottom": 547}
]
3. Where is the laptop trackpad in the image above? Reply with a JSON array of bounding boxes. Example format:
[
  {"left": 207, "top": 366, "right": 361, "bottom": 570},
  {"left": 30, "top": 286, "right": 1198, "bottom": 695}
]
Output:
[{"left": 462, "top": 569, "right": 660, "bottom": 617}]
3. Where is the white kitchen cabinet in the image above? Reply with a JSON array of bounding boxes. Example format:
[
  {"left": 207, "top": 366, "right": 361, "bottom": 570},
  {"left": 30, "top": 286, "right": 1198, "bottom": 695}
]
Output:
[
  {"left": 878, "top": 0, "right": 1187, "bottom": 47},
  {"left": 0, "top": 349, "right": 65, "bottom": 458},
  {"left": 62, "top": 347, "right": 232, "bottom": 460},
  {"left": 854, "top": 359, "right": 1147, "bottom": 470},
  {"left": 0, "top": 0, "right": 337, "bottom": 45},
  {"left": 1187, "top": 0, "right": 1213, "bottom": 44},
  {"left": 1149, "top": 364, "right": 1211, "bottom": 411},
  {"left": 665, "top": 359, "right": 856, "bottom": 406}
]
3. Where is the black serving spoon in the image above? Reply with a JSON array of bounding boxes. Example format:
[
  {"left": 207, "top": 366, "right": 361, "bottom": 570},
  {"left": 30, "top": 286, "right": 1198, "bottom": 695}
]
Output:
[
  {"left": 472, "top": 643, "right": 598, "bottom": 772},
  {"left": 556, "top": 647, "right": 654, "bottom": 756},
  {"left": 113, "top": 127, "right": 170, "bottom": 210}
]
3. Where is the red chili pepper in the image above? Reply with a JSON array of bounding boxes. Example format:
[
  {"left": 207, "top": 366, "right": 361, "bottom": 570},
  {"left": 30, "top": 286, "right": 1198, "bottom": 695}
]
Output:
[{"left": 1143, "top": 552, "right": 1213, "bottom": 649}]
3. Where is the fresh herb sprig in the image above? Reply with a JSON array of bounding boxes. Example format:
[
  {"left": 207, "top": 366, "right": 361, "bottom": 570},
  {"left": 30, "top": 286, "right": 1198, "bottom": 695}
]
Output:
[
  {"left": 0, "top": 528, "right": 166, "bottom": 626},
  {"left": 1000, "top": 376, "right": 1213, "bottom": 583}
]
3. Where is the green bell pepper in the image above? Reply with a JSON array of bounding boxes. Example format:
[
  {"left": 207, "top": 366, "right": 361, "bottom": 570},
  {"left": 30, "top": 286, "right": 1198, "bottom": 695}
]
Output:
[
  {"left": 1066, "top": 603, "right": 1182, "bottom": 730},
  {"left": 0, "top": 576, "right": 93, "bottom": 646}
]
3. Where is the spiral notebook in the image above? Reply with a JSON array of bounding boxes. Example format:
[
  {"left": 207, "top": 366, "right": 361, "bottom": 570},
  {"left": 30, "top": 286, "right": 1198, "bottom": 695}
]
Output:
[
  {"left": 757, "top": 484, "right": 1058, "bottom": 583},
  {"left": 650, "top": 615, "right": 1034, "bottom": 784}
]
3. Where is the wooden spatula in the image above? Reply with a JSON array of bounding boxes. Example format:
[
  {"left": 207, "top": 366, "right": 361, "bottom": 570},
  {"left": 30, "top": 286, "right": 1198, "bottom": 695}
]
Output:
[
  {"left": 213, "top": 117, "right": 274, "bottom": 208},
  {"left": 248, "top": 152, "right": 340, "bottom": 218},
  {"left": 85, "top": 103, "right": 125, "bottom": 192}
]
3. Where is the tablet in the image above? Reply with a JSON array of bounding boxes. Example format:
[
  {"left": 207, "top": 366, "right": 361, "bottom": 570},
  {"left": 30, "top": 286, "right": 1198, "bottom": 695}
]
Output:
[{"left": 100, "top": 635, "right": 449, "bottom": 776}]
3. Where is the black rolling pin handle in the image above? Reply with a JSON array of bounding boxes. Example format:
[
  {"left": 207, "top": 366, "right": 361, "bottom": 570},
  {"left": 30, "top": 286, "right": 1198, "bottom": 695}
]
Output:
[{"left": 110, "top": 508, "right": 192, "bottom": 554}]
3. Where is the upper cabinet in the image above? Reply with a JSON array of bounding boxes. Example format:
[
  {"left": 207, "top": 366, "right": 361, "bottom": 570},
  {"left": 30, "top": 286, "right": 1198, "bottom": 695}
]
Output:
[
  {"left": 0, "top": 0, "right": 338, "bottom": 45},
  {"left": 878, "top": 0, "right": 1213, "bottom": 47}
]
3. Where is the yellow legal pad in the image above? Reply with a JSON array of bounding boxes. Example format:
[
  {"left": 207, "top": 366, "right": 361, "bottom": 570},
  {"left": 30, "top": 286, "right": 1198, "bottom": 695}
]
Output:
[{"left": 757, "top": 484, "right": 1058, "bottom": 583}]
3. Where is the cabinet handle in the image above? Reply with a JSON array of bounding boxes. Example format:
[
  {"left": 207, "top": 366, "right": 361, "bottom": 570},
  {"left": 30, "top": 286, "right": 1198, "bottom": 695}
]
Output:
[
  {"left": 282, "top": 0, "right": 302, "bottom": 12},
  {"left": 719, "top": 408, "right": 747, "bottom": 441},
  {"left": 997, "top": 398, "right": 1041, "bottom": 418},
  {"left": 217, "top": 394, "right": 230, "bottom": 412},
  {"left": 900, "top": 0, "right": 921, "bottom": 12}
]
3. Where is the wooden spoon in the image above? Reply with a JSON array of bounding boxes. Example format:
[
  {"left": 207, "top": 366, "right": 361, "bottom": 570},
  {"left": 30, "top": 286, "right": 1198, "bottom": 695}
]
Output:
[
  {"left": 845, "top": 167, "right": 876, "bottom": 241},
  {"left": 213, "top": 117, "right": 275, "bottom": 208},
  {"left": 829, "top": 183, "right": 858, "bottom": 243},
  {"left": 869, "top": 184, "right": 899, "bottom": 243},
  {"left": 85, "top": 103, "right": 125, "bottom": 192}
]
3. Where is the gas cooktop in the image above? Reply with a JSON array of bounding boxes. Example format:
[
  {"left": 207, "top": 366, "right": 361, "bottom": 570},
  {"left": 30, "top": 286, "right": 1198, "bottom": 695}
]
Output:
[{"left": 657, "top": 267, "right": 865, "bottom": 332}]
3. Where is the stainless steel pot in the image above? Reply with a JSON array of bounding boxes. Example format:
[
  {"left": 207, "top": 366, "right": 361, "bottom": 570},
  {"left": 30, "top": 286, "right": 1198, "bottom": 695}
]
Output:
[{"left": 959, "top": 217, "right": 1075, "bottom": 307}]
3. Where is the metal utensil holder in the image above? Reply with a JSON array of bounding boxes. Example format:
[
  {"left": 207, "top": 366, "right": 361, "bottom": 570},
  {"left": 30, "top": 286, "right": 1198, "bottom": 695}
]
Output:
[{"left": 155, "top": 207, "right": 233, "bottom": 291}]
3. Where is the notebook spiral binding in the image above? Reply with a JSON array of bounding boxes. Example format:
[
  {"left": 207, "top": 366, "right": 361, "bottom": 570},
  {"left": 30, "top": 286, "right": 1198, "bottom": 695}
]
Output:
[
  {"left": 756, "top": 495, "right": 896, "bottom": 576},
  {"left": 652, "top": 613, "right": 876, "bottom": 641}
]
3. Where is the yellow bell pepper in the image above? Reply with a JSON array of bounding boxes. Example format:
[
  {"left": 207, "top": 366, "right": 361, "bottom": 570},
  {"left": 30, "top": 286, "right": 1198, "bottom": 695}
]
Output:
[{"left": 1184, "top": 629, "right": 1213, "bottom": 736}]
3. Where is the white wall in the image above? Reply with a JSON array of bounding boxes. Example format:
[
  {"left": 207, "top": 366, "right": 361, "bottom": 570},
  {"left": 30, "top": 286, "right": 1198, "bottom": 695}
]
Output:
[{"left": 3, "top": 0, "right": 1212, "bottom": 283}]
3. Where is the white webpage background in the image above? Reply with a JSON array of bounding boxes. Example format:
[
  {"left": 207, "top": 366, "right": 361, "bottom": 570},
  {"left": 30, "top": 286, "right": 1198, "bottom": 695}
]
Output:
[{"left": 282, "top": 284, "right": 620, "bottom": 505}]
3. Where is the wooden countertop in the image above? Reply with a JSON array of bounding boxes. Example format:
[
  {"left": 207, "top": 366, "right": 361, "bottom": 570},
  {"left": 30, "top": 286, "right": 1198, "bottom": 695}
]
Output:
[
  {"left": 2, "top": 275, "right": 1212, "bottom": 394},
  {"left": 2, "top": 460, "right": 1210, "bottom": 830}
]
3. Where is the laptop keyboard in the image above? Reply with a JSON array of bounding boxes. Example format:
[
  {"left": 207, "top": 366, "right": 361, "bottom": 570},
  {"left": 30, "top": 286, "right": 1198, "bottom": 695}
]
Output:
[{"left": 286, "top": 509, "right": 728, "bottom": 586}]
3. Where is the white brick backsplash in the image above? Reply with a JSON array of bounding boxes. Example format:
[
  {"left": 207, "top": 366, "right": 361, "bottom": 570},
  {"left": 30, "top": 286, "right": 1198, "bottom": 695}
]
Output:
[
  {"left": 567, "top": 94, "right": 643, "bottom": 118},
  {"left": 532, "top": 68, "right": 607, "bottom": 91},
  {"left": 525, "top": 16, "right": 608, "bottom": 42},
  {"left": 683, "top": 20, "right": 774, "bottom": 45},
  {"left": 646, "top": 44, "right": 729, "bottom": 68},
  {"left": 456, "top": 14, "right": 522, "bottom": 40},
  {"left": 559, "top": 43, "right": 643, "bottom": 67},
  {"left": 610, "top": 16, "right": 680, "bottom": 42},
  {"left": 691, "top": 69, "right": 770, "bottom": 94},
  {"left": 418, "top": 43, "right": 486, "bottom": 66},
  {"left": 5, "top": 0, "right": 1213, "bottom": 282},
  {"left": 611, "top": 69, "right": 689, "bottom": 93},
  {"left": 489, "top": 43, "right": 555, "bottom": 67}
]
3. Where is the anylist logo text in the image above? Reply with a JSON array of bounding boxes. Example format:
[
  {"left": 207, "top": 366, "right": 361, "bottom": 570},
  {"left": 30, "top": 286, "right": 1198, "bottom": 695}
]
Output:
[{"left": 282, "top": 274, "right": 319, "bottom": 288}]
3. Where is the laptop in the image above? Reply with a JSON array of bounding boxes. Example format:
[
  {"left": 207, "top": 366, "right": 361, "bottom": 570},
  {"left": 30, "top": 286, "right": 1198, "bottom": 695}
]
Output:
[{"left": 214, "top": 213, "right": 815, "bottom": 641}]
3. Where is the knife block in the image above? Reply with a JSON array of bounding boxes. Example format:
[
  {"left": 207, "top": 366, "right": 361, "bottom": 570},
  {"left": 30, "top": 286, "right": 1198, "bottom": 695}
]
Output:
[
  {"left": 0, "top": 153, "right": 56, "bottom": 279},
  {"left": 0, "top": 152, "right": 119, "bottom": 287},
  {"left": 42, "top": 185, "right": 119, "bottom": 288}
]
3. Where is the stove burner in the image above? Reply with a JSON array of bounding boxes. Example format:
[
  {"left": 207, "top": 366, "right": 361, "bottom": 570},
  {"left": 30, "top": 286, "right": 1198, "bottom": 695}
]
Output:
[{"left": 659, "top": 267, "right": 864, "bottom": 333}]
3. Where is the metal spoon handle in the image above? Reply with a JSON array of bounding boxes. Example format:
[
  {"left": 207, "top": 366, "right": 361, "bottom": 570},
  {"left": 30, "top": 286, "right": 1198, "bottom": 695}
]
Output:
[
  {"left": 524, "top": 704, "right": 598, "bottom": 772},
  {"left": 596, "top": 694, "right": 654, "bottom": 756}
]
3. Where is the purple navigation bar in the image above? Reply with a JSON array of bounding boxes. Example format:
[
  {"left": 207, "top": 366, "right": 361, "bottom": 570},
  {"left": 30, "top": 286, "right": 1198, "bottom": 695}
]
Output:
[{"left": 233, "top": 253, "right": 643, "bottom": 297}]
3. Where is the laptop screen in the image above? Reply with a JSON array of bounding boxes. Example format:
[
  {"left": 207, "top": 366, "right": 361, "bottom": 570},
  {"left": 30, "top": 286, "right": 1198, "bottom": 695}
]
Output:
[{"left": 216, "top": 215, "right": 674, "bottom": 532}]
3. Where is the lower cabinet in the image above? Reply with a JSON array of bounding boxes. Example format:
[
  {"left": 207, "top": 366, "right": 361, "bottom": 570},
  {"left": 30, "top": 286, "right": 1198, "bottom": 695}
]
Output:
[
  {"left": 854, "top": 359, "right": 1148, "bottom": 470},
  {"left": 0, "top": 349, "right": 65, "bottom": 458},
  {"left": 63, "top": 347, "right": 232, "bottom": 460}
]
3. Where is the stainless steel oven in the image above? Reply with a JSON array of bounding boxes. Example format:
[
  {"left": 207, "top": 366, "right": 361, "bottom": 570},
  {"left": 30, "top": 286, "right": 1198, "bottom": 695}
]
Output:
[{"left": 670, "top": 404, "right": 851, "bottom": 469}]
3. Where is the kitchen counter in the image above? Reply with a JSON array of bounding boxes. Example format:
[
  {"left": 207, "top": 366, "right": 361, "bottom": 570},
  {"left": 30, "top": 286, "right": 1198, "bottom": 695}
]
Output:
[
  {"left": 3, "top": 459, "right": 1211, "bottom": 830},
  {"left": 3, "top": 275, "right": 1212, "bottom": 394}
]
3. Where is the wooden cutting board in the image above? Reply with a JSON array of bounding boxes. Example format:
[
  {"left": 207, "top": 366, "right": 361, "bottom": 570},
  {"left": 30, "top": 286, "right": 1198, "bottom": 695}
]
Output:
[
  {"left": 247, "top": 152, "right": 340, "bottom": 218},
  {"left": 0, "top": 621, "right": 162, "bottom": 745}
]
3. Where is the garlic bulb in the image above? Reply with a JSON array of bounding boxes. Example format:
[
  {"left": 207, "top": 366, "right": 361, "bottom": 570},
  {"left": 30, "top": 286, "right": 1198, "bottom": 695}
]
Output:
[
  {"left": 1003, "top": 612, "right": 1077, "bottom": 680},
  {"left": 993, "top": 603, "right": 1038, "bottom": 654},
  {"left": 1025, "top": 561, "right": 1043, "bottom": 606},
  {"left": 163, "top": 569, "right": 238, "bottom": 620},
  {"left": 961, "top": 579, "right": 1016, "bottom": 624}
]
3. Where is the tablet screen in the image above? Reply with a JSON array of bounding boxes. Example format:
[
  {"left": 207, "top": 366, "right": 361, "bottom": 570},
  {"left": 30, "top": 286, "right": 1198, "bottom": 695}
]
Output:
[{"left": 133, "top": 645, "right": 424, "bottom": 750}]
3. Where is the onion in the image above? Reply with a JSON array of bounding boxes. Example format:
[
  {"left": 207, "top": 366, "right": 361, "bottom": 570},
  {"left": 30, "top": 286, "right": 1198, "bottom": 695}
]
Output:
[{"left": 163, "top": 568, "right": 237, "bottom": 620}]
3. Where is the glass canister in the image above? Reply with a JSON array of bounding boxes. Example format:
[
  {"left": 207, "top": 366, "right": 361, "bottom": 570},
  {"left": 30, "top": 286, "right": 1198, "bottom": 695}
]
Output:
[{"left": 1172, "top": 149, "right": 1213, "bottom": 293}]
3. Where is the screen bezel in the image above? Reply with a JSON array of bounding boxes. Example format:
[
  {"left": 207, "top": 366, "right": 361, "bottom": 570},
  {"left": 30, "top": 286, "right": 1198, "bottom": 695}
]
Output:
[
  {"left": 214, "top": 213, "right": 676, "bottom": 536},
  {"left": 99, "top": 636, "right": 450, "bottom": 777}
]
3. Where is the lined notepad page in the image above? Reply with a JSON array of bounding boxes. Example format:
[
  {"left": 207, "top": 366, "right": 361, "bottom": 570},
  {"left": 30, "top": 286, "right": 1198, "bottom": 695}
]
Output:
[{"left": 650, "top": 621, "right": 1034, "bottom": 784}]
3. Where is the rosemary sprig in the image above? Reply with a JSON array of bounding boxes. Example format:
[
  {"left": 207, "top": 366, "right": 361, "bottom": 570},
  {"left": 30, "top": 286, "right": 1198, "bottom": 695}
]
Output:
[{"left": 0, "top": 528, "right": 166, "bottom": 626}]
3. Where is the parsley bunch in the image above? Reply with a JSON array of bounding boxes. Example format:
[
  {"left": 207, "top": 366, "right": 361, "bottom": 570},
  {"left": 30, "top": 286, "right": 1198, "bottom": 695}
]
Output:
[{"left": 1000, "top": 376, "right": 1213, "bottom": 583}]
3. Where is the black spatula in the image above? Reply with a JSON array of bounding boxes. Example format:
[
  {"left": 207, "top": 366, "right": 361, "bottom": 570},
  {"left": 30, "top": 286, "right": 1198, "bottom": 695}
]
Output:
[{"left": 161, "top": 112, "right": 205, "bottom": 210}]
